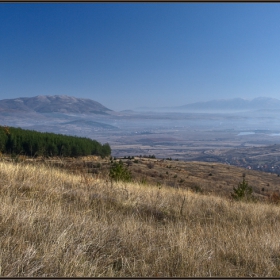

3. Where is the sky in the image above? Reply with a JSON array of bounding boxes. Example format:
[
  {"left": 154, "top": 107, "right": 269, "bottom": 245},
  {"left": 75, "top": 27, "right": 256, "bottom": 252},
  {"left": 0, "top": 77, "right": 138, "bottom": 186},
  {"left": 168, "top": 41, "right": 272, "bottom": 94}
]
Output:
[{"left": 1, "top": 3, "right": 280, "bottom": 111}]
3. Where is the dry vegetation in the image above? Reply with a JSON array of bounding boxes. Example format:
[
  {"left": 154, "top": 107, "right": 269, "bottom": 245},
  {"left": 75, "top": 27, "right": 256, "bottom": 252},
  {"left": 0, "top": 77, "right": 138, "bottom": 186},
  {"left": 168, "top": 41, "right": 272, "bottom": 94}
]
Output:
[
  {"left": 9, "top": 154, "right": 280, "bottom": 199},
  {"left": 1, "top": 159, "right": 280, "bottom": 276},
  {"left": 130, "top": 157, "right": 280, "bottom": 199}
]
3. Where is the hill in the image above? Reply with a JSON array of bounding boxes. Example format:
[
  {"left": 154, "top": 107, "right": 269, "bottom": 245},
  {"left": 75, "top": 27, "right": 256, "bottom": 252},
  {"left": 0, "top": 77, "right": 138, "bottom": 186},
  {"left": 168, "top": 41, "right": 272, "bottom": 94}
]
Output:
[
  {"left": 1, "top": 159, "right": 280, "bottom": 276},
  {"left": 5, "top": 154, "right": 280, "bottom": 200},
  {"left": 177, "top": 97, "right": 280, "bottom": 112},
  {"left": 0, "top": 126, "right": 111, "bottom": 158},
  {"left": 0, "top": 95, "right": 113, "bottom": 115},
  {"left": 122, "top": 156, "right": 280, "bottom": 200},
  {"left": 137, "top": 97, "right": 280, "bottom": 112}
]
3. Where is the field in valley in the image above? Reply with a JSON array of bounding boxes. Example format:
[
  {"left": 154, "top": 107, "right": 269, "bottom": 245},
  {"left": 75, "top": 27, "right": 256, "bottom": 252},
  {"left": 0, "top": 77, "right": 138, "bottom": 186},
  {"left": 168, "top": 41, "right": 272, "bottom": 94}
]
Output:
[
  {"left": 4, "top": 108, "right": 280, "bottom": 176},
  {"left": 1, "top": 157, "right": 280, "bottom": 276}
]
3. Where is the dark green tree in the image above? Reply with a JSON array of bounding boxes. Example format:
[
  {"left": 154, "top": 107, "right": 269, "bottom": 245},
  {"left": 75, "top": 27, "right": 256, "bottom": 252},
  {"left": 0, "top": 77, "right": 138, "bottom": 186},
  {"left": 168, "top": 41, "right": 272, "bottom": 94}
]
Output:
[
  {"left": 109, "top": 161, "right": 132, "bottom": 182},
  {"left": 231, "top": 177, "right": 253, "bottom": 201},
  {"left": 0, "top": 125, "right": 111, "bottom": 158}
]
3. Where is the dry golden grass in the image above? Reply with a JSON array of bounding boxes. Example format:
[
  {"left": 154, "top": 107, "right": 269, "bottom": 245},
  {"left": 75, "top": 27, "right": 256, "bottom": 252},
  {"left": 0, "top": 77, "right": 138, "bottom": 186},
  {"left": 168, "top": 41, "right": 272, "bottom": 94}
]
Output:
[
  {"left": 1, "top": 160, "right": 280, "bottom": 276},
  {"left": 128, "top": 158, "right": 280, "bottom": 199}
]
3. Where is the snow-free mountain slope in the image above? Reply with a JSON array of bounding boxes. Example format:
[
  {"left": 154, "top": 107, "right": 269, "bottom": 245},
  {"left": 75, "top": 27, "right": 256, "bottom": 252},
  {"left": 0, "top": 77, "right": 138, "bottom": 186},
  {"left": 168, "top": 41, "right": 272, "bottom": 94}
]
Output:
[{"left": 0, "top": 95, "right": 113, "bottom": 114}]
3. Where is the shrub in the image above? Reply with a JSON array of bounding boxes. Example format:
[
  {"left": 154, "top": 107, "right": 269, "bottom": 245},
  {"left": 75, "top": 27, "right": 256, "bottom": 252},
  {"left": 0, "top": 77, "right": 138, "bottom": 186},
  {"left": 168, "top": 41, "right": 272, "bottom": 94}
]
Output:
[
  {"left": 192, "top": 185, "right": 203, "bottom": 193},
  {"left": 270, "top": 192, "right": 280, "bottom": 204},
  {"left": 140, "top": 177, "right": 147, "bottom": 185},
  {"left": 109, "top": 161, "right": 132, "bottom": 182},
  {"left": 231, "top": 178, "right": 253, "bottom": 201}
]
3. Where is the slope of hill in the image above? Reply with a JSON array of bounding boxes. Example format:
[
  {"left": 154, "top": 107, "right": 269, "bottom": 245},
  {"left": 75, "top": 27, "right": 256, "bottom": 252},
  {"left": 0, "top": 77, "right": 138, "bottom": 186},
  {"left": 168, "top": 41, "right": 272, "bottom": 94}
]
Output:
[
  {"left": 5, "top": 154, "right": 280, "bottom": 200},
  {"left": 0, "top": 95, "right": 113, "bottom": 114},
  {"left": 1, "top": 159, "right": 280, "bottom": 277},
  {"left": 0, "top": 126, "right": 111, "bottom": 158}
]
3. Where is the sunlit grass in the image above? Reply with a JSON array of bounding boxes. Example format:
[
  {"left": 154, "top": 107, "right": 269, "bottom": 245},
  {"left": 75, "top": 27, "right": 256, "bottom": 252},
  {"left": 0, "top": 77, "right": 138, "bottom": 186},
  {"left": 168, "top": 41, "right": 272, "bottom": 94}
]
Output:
[{"left": 0, "top": 160, "right": 280, "bottom": 276}]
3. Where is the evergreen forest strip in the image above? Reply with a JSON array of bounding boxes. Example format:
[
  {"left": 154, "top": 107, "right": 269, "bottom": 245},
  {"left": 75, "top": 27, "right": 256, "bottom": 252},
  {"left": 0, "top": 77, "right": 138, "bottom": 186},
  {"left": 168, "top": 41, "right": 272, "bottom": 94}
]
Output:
[{"left": 0, "top": 126, "right": 111, "bottom": 158}]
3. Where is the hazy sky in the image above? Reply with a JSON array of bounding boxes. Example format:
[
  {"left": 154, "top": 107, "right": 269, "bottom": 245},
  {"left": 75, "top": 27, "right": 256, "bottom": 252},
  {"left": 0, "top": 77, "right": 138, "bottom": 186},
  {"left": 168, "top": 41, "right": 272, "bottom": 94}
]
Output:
[{"left": 1, "top": 3, "right": 280, "bottom": 111}]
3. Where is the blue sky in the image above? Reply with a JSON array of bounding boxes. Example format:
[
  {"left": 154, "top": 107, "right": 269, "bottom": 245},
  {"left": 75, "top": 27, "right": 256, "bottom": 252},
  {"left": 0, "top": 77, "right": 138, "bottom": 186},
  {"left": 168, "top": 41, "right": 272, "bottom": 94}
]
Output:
[{"left": 1, "top": 3, "right": 280, "bottom": 111}]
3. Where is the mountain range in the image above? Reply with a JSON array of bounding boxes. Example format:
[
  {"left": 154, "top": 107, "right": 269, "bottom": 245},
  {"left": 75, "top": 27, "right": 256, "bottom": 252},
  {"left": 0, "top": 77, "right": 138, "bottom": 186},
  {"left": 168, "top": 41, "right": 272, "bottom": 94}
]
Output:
[
  {"left": 137, "top": 97, "right": 280, "bottom": 112},
  {"left": 177, "top": 97, "right": 280, "bottom": 111},
  {"left": 1, "top": 95, "right": 280, "bottom": 114},
  {"left": 0, "top": 95, "right": 112, "bottom": 115}
]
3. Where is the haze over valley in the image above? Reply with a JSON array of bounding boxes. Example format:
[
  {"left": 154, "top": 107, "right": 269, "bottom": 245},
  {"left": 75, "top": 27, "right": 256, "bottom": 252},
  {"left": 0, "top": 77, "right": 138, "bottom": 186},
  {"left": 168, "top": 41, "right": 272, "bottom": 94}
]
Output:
[{"left": 2, "top": 95, "right": 280, "bottom": 174}]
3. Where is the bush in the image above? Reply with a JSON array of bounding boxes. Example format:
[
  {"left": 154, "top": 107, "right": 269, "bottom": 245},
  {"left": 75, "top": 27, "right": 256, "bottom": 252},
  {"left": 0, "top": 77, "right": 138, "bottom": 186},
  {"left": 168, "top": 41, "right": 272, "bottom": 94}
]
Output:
[
  {"left": 140, "top": 177, "right": 147, "bottom": 185},
  {"left": 270, "top": 192, "right": 280, "bottom": 204},
  {"left": 192, "top": 185, "right": 203, "bottom": 193},
  {"left": 231, "top": 178, "right": 253, "bottom": 201},
  {"left": 109, "top": 161, "right": 132, "bottom": 182}
]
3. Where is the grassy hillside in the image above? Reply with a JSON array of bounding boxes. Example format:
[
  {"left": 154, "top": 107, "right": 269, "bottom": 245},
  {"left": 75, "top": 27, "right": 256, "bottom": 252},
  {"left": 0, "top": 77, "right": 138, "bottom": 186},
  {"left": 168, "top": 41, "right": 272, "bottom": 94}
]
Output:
[
  {"left": 1, "top": 160, "right": 280, "bottom": 276},
  {"left": 10, "top": 154, "right": 280, "bottom": 200},
  {"left": 124, "top": 157, "right": 280, "bottom": 199}
]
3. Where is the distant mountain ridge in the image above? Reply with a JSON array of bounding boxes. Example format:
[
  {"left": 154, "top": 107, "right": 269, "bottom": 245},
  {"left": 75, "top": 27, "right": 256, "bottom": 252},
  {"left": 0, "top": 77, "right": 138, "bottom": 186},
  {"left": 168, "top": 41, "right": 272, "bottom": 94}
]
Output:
[
  {"left": 177, "top": 97, "right": 280, "bottom": 111},
  {"left": 136, "top": 97, "right": 280, "bottom": 112},
  {"left": 0, "top": 95, "right": 113, "bottom": 114}
]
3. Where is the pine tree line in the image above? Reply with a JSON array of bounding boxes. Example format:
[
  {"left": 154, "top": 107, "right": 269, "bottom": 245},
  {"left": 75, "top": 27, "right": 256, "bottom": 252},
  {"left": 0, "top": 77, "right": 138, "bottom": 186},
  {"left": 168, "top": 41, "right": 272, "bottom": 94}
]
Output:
[{"left": 0, "top": 126, "right": 111, "bottom": 158}]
